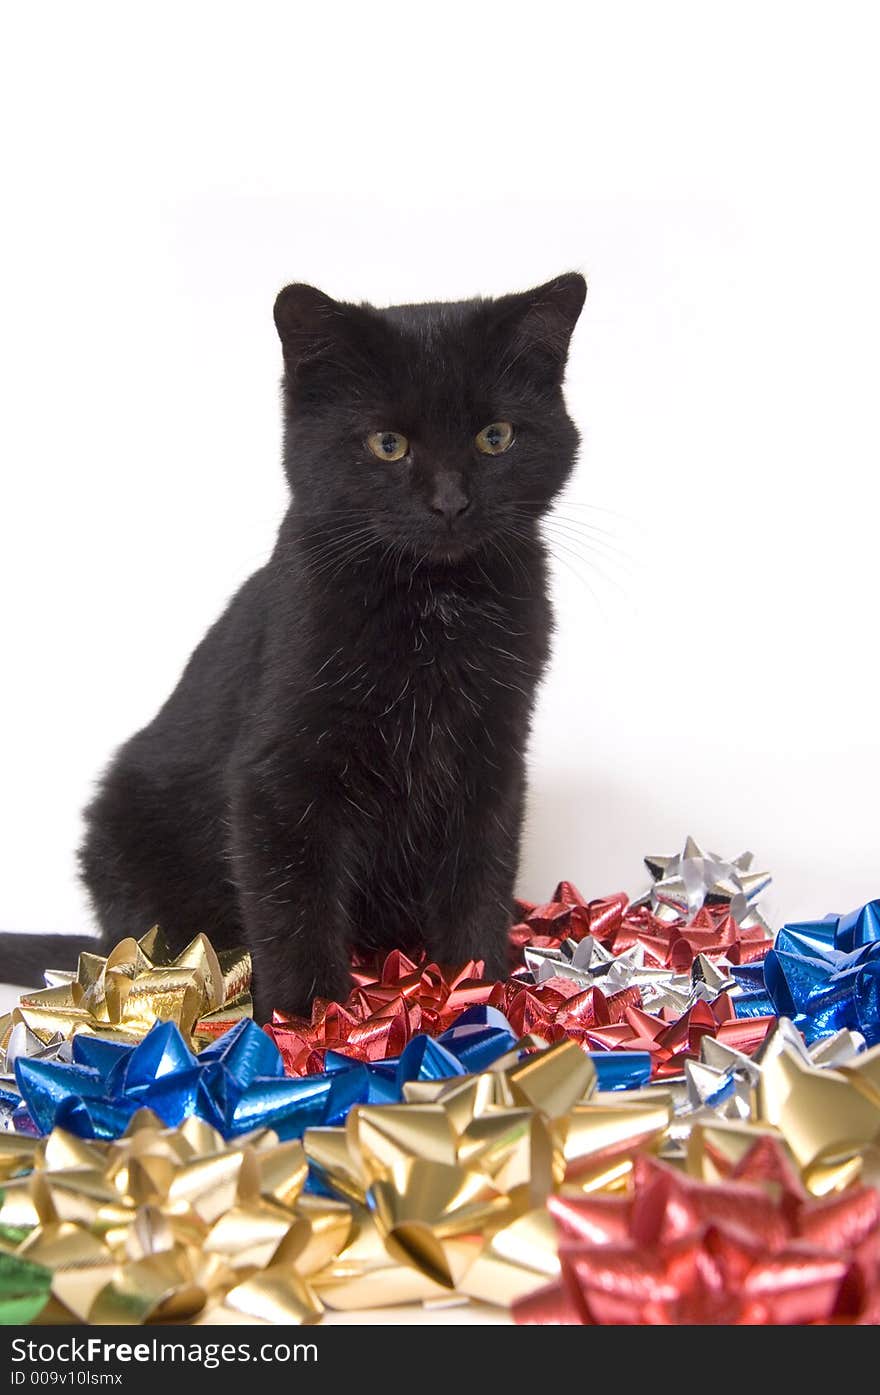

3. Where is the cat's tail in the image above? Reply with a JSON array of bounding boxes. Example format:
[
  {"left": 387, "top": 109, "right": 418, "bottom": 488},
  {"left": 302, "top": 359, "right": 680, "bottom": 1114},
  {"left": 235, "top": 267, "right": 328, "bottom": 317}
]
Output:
[{"left": 0, "top": 932, "right": 107, "bottom": 990}]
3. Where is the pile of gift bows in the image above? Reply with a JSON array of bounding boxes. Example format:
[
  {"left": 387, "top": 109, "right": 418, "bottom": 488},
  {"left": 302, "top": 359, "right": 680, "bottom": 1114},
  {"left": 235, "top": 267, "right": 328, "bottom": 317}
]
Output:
[{"left": 1, "top": 838, "right": 879, "bottom": 1326}]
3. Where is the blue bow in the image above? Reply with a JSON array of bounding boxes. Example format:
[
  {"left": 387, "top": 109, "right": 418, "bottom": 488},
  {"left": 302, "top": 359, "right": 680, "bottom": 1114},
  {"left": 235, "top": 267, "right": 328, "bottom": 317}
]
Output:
[
  {"left": 733, "top": 899, "right": 880, "bottom": 1045},
  {"left": 12, "top": 1005, "right": 652, "bottom": 1140}
]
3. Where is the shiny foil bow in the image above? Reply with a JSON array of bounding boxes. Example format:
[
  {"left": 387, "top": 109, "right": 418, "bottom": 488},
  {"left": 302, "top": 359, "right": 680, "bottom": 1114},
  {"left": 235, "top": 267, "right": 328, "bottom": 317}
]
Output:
[
  {"left": 663, "top": 1017, "right": 880, "bottom": 1198},
  {"left": 9, "top": 1017, "right": 441, "bottom": 1141},
  {"left": 514, "top": 1147, "right": 880, "bottom": 1325},
  {"left": 267, "top": 952, "right": 496, "bottom": 1073},
  {"left": 522, "top": 935, "right": 739, "bottom": 1016},
  {"left": 0, "top": 927, "right": 252, "bottom": 1074},
  {"left": 490, "top": 973, "right": 774, "bottom": 1081},
  {"left": 2, "top": 1039, "right": 678, "bottom": 1322},
  {"left": 9, "top": 1010, "right": 653, "bottom": 1143},
  {"left": 637, "top": 835, "right": 772, "bottom": 935},
  {"left": 0, "top": 1109, "right": 343, "bottom": 1324},
  {"left": 760, "top": 899, "right": 880, "bottom": 1046},
  {"left": 304, "top": 1038, "right": 676, "bottom": 1311},
  {"left": 4, "top": 1019, "right": 880, "bottom": 1323},
  {"left": 267, "top": 880, "right": 773, "bottom": 1092},
  {"left": 513, "top": 879, "right": 771, "bottom": 969}
]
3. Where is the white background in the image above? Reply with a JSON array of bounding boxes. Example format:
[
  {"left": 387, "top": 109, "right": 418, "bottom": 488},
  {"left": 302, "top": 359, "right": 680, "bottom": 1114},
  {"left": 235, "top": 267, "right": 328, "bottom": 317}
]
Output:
[{"left": 1, "top": 1, "right": 878, "bottom": 948}]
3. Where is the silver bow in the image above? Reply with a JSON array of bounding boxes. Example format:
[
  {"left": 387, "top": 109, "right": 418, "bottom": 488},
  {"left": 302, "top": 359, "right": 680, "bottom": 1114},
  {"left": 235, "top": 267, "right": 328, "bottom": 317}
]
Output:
[{"left": 637, "top": 834, "right": 772, "bottom": 933}]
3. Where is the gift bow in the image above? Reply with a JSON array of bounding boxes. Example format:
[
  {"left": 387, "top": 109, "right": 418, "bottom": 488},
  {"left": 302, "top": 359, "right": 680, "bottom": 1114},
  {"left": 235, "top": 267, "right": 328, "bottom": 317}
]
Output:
[
  {"left": 9, "top": 1008, "right": 653, "bottom": 1143},
  {"left": 514, "top": 1147, "right": 880, "bottom": 1325},
  {"left": 4, "top": 1022, "right": 879, "bottom": 1323},
  {"left": 0, "top": 927, "right": 252, "bottom": 1070},
  {"left": 515, "top": 880, "right": 771, "bottom": 968},
  {"left": 0, "top": 1109, "right": 344, "bottom": 1325},
  {"left": 761, "top": 900, "right": 880, "bottom": 1046},
  {"left": 666, "top": 1017, "right": 880, "bottom": 1198},
  {"left": 267, "top": 952, "right": 496, "bottom": 1074},
  {"left": 1, "top": 1039, "right": 676, "bottom": 1323},
  {"left": 304, "top": 1038, "right": 675, "bottom": 1310}
]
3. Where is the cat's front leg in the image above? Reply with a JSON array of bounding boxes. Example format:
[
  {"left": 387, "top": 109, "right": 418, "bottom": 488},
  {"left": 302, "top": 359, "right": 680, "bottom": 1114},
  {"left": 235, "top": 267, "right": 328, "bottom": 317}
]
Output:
[
  {"left": 423, "top": 778, "right": 525, "bottom": 979},
  {"left": 229, "top": 768, "right": 356, "bottom": 1023}
]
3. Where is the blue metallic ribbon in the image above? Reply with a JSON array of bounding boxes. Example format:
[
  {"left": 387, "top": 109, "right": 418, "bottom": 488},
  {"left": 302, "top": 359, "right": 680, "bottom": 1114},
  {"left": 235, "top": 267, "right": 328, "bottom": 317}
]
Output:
[
  {"left": 728, "top": 962, "right": 776, "bottom": 1018},
  {"left": 734, "top": 898, "right": 880, "bottom": 1045},
  {"left": 12, "top": 1006, "right": 652, "bottom": 1141}
]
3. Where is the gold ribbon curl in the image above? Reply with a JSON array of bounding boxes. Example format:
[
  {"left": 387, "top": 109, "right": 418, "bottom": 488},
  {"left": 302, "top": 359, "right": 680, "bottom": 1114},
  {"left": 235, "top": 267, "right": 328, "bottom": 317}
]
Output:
[{"left": 0, "top": 927, "right": 252, "bottom": 1067}]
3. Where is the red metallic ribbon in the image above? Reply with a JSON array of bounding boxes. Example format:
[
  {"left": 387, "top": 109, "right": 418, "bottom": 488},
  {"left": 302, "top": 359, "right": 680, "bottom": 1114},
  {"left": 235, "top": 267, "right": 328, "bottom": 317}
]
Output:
[
  {"left": 513, "top": 882, "right": 770, "bottom": 967},
  {"left": 266, "top": 882, "right": 773, "bottom": 1078},
  {"left": 514, "top": 1146, "right": 880, "bottom": 1325}
]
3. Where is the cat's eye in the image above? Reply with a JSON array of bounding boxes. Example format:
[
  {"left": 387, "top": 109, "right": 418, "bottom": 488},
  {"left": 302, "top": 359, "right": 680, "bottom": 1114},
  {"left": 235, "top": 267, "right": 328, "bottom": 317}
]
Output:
[
  {"left": 475, "top": 421, "right": 515, "bottom": 455},
  {"left": 367, "top": 430, "right": 409, "bottom": 462}
]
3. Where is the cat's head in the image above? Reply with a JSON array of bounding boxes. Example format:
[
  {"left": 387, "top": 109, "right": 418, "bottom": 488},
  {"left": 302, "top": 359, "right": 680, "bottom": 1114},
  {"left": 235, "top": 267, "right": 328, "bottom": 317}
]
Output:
[{"left": 274, "top": 274, "right": 586, "bottom": 563}]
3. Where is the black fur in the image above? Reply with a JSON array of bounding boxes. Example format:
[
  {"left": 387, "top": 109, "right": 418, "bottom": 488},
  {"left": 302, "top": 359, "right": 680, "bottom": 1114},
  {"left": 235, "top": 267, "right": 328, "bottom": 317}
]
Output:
[
  {"left": 0, "top": 934, "right": 102, "bottom": 988},
  {"left": 1, "top": 275, "right": 586, "bottom": 1020}
]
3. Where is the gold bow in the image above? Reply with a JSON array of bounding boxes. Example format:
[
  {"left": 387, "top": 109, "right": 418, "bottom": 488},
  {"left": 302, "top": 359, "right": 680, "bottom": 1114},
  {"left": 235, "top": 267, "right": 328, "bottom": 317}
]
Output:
[
  {"left": 0, "top": 1109, "right": 347, "bottom": 1324},
  {"left": 3, "top": 1026, "right": 878, "bottom": 1324},
  {"left": 689, "top": 1031, "right": 880, "bottom": 1196},
  {"left": 0, "top": 927, "right": 252, "bottom": 1068},
  {"left": 0, "top": 1039, "right": 674, "bottom": 1322},
  {"left": 305, "top": 1038, "right": 673, "bottom": 1310}
]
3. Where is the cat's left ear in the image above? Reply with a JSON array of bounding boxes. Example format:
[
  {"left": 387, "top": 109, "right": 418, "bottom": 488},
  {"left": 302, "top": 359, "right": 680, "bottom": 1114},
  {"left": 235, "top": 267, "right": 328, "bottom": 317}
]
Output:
[{"left": 492, "top": 272, "right": 587, "bottom": 387}]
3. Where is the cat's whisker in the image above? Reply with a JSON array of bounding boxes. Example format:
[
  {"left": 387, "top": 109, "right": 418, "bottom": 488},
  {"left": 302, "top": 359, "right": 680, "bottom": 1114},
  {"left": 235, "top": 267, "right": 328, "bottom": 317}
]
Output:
[
  {"left": 527, "top": 517, "right": 636, "bottom": 595},
  {"left": 543, "top": 544, "right": 612, "bottom": 621},
  {"left": 499, "top": 502, "right": 630, "bottom": 544},
  {"left": 504, "top": 505, "right": 636, "bottom": 570},
  {"left": 515, "top": 504, "right": 634, "bottom": 549},
  {"left": 544, "top": 536, "right": 634, "bottom": 602},
  {"left": 545, "top": 511, "right": 634, "bottom": 543},
  {"left": 551, "top": 499, "right": 634, "bottom": 521},
  {"left": 303, "top": 537, "right": 376, "bottom": 584},
  {"left": 313, "top": 536, "right": 380, "bottom": 585},
  {"left": 540, "top": 514, "right": 632, "bottom": 554},
  {"left": 298, "top": 527, "right": 373, "bottom": 560},
  {"left": 539, "top": 520, "right": 638, "bottom": 573},
  {"left": 503, "top": 518, "right": 625, "bottom": 612},
  {"left": 297, "top": 526, "right": 377, "bottom": 564},
  {"left": 491, "top": 532, "right": 535, "bottom": 593}
]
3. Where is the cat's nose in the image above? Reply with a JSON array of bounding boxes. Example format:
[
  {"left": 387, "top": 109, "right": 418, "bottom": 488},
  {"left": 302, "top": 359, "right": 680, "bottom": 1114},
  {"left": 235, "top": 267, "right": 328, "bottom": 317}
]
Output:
[{"left": 429, "top": 475, "right": 470, "bottom": 522}]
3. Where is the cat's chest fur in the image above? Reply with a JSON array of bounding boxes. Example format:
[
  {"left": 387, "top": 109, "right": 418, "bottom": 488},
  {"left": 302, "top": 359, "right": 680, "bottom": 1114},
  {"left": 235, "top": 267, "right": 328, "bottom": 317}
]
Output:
[
  {"left": 416, "top": 586, "right": 465, "bottom": 629},
  {"left": 375, "top": 578, "right": 534, "bottom": 714},
  {"left": 296, "top": 570, "right": 544, "bottom": 806}
]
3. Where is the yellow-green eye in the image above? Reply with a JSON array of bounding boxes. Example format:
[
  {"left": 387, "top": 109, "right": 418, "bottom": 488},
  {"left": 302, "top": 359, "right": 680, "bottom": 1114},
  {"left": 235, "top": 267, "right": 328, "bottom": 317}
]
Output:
[
  {"left": 367, "top": 430, "right": 409, "bottom": 462},
  {"left": 475, "top": 421, "right": 515, "bottom": 455}
]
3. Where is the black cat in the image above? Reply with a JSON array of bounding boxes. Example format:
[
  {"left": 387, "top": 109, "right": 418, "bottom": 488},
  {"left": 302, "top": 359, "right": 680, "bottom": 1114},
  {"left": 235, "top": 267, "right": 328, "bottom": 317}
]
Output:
[{"left": 1, "top": 274, "right": 586, "bottom": 1022}]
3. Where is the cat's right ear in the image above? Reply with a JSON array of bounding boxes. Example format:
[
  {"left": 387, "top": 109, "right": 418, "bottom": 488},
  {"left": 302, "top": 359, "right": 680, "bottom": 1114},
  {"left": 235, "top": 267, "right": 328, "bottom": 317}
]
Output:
[{"left": 273, "top": 284, "right": 341, "bottom": 371}]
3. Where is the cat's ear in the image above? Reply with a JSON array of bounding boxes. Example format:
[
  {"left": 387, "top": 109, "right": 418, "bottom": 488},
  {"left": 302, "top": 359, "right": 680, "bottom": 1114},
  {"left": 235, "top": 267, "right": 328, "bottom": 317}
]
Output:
[
  {"left": 273, "top": 283, "right": 346, "bottom": 371},
  {"left": 492, "top": 272, "right": 587, "bottom": 388}
]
